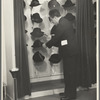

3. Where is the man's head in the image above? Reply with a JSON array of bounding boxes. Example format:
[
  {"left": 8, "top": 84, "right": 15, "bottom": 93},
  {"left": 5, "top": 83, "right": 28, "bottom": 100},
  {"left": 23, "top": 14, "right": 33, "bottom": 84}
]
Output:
[{"left": 49, "top": 9, "right": 61, "bottom": 25}]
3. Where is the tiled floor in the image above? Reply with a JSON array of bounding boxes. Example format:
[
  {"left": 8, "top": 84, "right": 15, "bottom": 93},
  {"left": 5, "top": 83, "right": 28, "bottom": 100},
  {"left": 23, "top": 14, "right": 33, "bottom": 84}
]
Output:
[{"left": 20, "top": 88, "right": 96, "bottom": 100}]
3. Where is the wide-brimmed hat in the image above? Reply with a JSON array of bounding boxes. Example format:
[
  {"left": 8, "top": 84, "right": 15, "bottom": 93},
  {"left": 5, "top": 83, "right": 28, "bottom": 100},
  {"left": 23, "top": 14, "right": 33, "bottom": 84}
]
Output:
[
  {"left": 49, "top": 54, "right": 61, "bottom": 63},
  {"left": 31, "top": 39, "right": 43, "bottom": 48},
  {"left": 30, "top": 0, "right": 40, "bottom": 8},
  {"left": 64, "top": 13, "right": 75, "bottom": 21},
  {"left": 30, "top": 28, "right": 44, "bottom": 38},
  {"left": 31, "top": 13, "right": 43, "bottom": 23},
  {"left": 33, "top": 51, "right": 45, "bottom": 63},
  {"left": 62, "top": 0, "right": 75, "bottom": 8},
  {"left": 48, "top": 0, "right": 61, "bottom": 11}
]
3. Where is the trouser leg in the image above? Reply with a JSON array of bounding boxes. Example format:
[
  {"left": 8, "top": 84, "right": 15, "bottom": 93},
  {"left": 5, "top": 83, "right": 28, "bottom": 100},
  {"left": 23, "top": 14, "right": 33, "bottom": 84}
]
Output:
[{"left": 63, "top": 56, "right": 77, "bottom": 98}]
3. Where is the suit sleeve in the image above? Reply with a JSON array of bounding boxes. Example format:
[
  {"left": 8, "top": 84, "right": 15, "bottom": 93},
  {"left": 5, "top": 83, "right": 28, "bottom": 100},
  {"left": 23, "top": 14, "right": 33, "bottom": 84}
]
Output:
[{"left": 46, "top": 24, "right": 64, "bottom": 48}]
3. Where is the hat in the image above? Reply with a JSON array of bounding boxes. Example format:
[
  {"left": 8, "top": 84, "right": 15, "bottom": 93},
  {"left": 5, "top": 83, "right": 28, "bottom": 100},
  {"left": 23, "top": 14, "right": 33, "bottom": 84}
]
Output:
[
  {"left": 62, "top": 0, "right": 75, "bottom": 8},
  {"left": 33, "top": 51, "right": 45, "bottom": 63},
  {"left": 31, "top": 40, "right": 43, "bottom": 48},
  {"left": 30, "top": 0, "right": 40, "bottom": 8},
  {"left": 64, "top": 13, "right": 75, "bottom": 21},
  {"left": 23, "top": 1, "right": 26, "bottom": 8},
  {"left": 30, "top": 28, "right": 44, "bottom": 38},
  {"left": 31, "top": 13, "right": 43, "bottom": 23},
  {"left": 49, "top": 54, "right": 61, "bottom": 63},
  {"left": 48, "top": 0, "right": 61, "bottom": 11},
  {"left": 24, "top": 15, "right": 27, "bottom": 21}
]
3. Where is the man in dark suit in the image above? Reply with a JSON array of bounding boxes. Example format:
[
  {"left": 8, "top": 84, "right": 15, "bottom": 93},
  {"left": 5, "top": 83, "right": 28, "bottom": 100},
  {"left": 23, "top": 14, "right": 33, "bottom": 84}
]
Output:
[{"left": 43, "top": 9, "right": 79, "bottom": 100}]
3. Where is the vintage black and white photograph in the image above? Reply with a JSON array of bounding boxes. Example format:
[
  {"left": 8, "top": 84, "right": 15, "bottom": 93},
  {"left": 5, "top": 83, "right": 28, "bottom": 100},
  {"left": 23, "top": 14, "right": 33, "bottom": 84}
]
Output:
[{"left": 2, "top": 0, "right": 98, "bottom": 100}]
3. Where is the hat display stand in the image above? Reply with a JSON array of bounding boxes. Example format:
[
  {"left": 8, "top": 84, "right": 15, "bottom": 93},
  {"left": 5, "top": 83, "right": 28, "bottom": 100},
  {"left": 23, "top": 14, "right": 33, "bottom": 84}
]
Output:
[
  {"left": 34, "top": 61, "right": 47, "bottom": 72},
  {"left": 50, "top": 61, "right": 63, "bottom": 75}
]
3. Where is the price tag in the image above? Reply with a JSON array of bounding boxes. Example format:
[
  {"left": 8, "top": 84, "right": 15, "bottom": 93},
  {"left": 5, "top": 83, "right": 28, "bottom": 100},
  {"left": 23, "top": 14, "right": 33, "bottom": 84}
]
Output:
[{"left": 61, "top": 40, "right": 68, "bottom": 46}]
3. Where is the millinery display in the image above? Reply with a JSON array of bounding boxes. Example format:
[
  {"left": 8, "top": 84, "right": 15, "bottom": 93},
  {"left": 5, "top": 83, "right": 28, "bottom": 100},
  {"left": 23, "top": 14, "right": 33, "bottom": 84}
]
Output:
[{"left": 24, "top": 0, "right": 77, "bottom": 77}]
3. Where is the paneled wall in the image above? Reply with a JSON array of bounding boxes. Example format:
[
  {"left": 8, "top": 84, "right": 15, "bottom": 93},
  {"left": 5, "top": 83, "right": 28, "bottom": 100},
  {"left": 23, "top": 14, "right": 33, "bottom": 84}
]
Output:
[{"left": 2, "top": 0, "right": 15, "bottom": 99}]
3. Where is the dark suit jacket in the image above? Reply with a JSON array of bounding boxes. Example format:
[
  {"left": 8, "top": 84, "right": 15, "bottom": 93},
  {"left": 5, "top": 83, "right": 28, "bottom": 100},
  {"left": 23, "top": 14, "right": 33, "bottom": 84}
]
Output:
[{"left": 46, "top": 17, "right": 79, "bottom": 57}]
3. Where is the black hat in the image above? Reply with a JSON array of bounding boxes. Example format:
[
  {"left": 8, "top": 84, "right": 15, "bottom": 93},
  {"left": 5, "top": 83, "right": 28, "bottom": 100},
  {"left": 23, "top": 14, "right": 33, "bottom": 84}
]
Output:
[
  {"left": 24, "top": 15, "right": 27, "bottom": 21},
  {"left": 64, "top": 13, "right": 75, "bottom": 21},
  {"left": 33, "top": 51, "right": 45, "bottom": 63},
  {"left": 30, "top": 28, "right": 44, "bottom": 38},
  {"left": 30, "top": 0, "right": 40, "bottom": 8},
  {"left": 31, "top": 13, "right": 43, "bottom": 23},
  {"left": 48, "top": 0, "right": 61, "bottom": 11},
  {"left": 62, "top": 0, "right": 75, "bottom": 8},
  {"left": 31, "top": 39, "right": 43, "bottom": 48},
  {"left": 49, "top": 54, "right": 61, "bottom": 63}
]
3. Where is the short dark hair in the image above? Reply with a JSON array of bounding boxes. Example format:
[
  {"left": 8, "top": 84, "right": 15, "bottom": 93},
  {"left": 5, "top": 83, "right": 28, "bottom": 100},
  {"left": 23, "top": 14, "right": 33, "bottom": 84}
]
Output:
[{"left": 49, "top": 9, "right": 61, "bottom": 18}]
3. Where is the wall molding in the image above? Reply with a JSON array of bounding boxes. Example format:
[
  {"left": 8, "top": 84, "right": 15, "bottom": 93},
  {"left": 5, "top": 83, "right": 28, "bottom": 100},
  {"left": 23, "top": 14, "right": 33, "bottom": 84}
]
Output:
[{"left": 30, "top": 74, "right": 64, "bottom": 83}]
